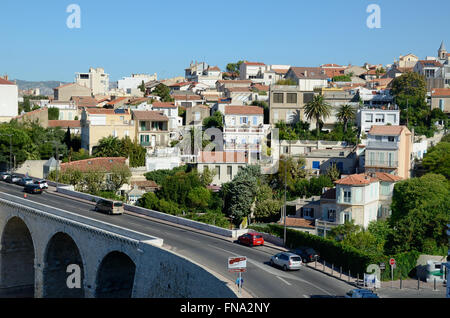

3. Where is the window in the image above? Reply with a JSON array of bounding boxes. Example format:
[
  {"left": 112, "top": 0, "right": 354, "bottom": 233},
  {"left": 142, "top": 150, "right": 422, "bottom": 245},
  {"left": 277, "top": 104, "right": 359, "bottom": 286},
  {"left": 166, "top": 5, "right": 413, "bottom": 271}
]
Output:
[
  {"left": 252, "top": 116, "right": 258, "bottom": 125},
  {"left": 375, "top": 136, "right": 382, "bottom": 142},
  {"left": 302, "top": 207, "right": 314, "bottom": 218},
  {"left": 287, "top": 93, "right": 297, "bottom": 103},
  {"left": 240, "top": 117, "right": 248, "bottom": 124},
  {"left": 439, "top": 99, "right": 445, "bottom": 111},
  {"left": 343, "top": 213, "right": 351, "bottom": 223},
  {"left": 344, "top": 190, "right": 351, "bottom": 203},
  {"left": 227, "top": 166, "right": 232, "bottom": 178},
  {"left": 273, "top": 111, "right": 279, "bottom": 122},
  {"left": 365, "top": 114, "right": 373, "bottom": 123},
  {"left": 388, "top": 136, "right": 395, "bottom": 142},
  {"left": 194, "top": 112, "right": 200, "bottom": 121},
  {"left": 284, "top": 146, "right": 289, "bottom": 154},
  {"left": 273, "top": 93, "right": 284, "bottom": 103},
  {"left": 327, "top": 209, "right": 336, "bottom": 221},
  {"left": 215, "top": 166, "right": 220, "bottom": 179},
  {"left": 312, "top": 161, "right": 320, "bottom": 169}
]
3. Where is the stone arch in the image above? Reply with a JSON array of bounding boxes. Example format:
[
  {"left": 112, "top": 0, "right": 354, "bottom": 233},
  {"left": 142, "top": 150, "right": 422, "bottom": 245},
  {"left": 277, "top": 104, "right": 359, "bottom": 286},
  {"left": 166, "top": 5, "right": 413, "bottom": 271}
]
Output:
[
  {"left": 0, "top": 216, "right": 35, "bottom": 297},
  {"left": 95, "top": 251, "right": 136, "bottom": 298},
  {"left": 43, "top": 232, "right": 85, "bottom": 298}
]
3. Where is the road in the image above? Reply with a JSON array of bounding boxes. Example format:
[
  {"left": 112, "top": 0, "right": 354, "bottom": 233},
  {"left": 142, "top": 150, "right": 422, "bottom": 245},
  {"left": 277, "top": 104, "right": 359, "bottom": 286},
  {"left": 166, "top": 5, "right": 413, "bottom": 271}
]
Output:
[{"left": 0, "top": 181, "right": 353, "bottom": 298}]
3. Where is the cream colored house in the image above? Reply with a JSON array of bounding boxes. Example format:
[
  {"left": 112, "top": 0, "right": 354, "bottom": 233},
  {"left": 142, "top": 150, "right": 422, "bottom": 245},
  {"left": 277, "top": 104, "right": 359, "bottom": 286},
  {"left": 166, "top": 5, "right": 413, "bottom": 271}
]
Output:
[
  {"left": 431, "top": 88, "right": 450, "bottom": 115},
  {"left": 53, "top": 83, "right": 91, "bottom": 101},
  {"left": 269, "top": 85, "right": 314, "bottom": 125},
  {"left": 75, "top": 67, "right": 109, "bottom": 96},
  {"left": 196, "top": 151, "right": 249, "bottom": 185},
  {"left": 364, "top": 125, "right": 412, "bottom": 179},
  {"left": 81, "top": 108, "right": 135, "bottom": 154},
  {"left": 131, "top": 110, "right": 170, "bottom": 151}
]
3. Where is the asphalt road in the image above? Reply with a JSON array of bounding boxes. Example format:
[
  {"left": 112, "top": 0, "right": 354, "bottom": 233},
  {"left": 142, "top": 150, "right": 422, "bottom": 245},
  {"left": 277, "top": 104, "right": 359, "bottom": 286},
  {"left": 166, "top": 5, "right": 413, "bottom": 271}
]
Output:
[{"left": 0, "top": 182, "right": 353, "bottom": 298}]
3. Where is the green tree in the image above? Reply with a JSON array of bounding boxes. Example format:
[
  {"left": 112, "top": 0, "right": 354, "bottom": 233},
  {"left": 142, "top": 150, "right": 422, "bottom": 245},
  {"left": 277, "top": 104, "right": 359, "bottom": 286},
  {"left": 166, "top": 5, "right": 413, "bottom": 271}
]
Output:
[
  {"left": 203, "top": 111, "right": 223, "bottom": 130},
  {"left": 422, "top": 141, "right": 450, "bottom": 179},
  {"left": 304, "top": 95, "right": 332, "bottom": 137},
  {"left": 48, "top": 107, "right": 60, "bottom": 120},
  {"left": 387, "top": 173, "right": 450, "bottom": 254},
  {"left": 336, "top": 104, "right": 356, "bottom": 133},
  {"left": 187, "top": 187, "right": 211, "bottom": 209},
  {"left": 138, "top": 80, "right": 146, "bottom": 94},
  {"left": 199, "top": 166, "right": 216, "bottom": 186},
  {"left": 326, "top": 163, "right": 341, "bottom": 181},
  {"left": 152, "top": 84, "right": 173, "bottom": 102},
  {"left": 269, "top": 155, "right": 306, "bottom": 192},
  {"left": 93, "top": 136, "right": 124, "bottom": 157},
  {"left": 108, "top": 163, "right": 132, "bottom": 193}
]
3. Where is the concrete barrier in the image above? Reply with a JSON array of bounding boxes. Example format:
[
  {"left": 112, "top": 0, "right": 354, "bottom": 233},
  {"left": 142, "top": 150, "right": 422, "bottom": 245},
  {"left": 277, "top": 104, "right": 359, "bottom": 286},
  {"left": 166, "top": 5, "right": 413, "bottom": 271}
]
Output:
[{"left": 56, "top": 186, "right": 248, "bottom": 239}]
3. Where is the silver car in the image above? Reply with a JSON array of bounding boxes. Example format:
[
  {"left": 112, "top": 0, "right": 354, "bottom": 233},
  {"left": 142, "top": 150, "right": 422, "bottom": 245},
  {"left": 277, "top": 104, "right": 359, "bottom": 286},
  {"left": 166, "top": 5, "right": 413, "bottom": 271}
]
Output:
[{"left": 270, "top": 252, "right": 302, "bottom": 271}]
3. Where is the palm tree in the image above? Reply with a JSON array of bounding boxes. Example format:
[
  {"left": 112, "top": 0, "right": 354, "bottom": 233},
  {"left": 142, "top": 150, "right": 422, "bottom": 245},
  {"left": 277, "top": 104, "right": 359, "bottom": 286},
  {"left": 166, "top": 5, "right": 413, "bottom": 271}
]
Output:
[
  {"left": 94, "top": 136, "right": 123, "bottom": 157},
  {"left": 336, "top": 104, "right": 356, "bottom": 133},
  {"left": 304, "top": 95, "right": 332, "bottom": 138}
]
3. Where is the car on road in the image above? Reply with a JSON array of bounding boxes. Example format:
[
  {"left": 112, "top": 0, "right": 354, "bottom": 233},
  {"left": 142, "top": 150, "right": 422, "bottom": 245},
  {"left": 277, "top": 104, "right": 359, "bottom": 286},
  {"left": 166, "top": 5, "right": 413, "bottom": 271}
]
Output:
[
  {"left": 6, "top": 174, "right": 21, "bottom": 184},
  {"left": 270, "top": 252, "right": 302, "bottom": 271},
  {"left": 24, "top": 183, "right": 43, "bottom": 194},
  {"left": 345, "top": 289, "right": 377, "bottom": 298},
  {"left": 18, "top": 177, "right": 34, "bottom": 186},
  {"left": 0, "top": 172, "right": 10, "bottom": 181},
  {"left": 293, "top": 247, "right": 320, "bottom": 263},
  {"left": 94, "top": 199, "right": 124, "bottom": 215},
  {"left": 237, "top": 233, "right": 264, "bottom": 246},
  {"left": 34, "top": 179, "right": 49, "bottom": 189}
]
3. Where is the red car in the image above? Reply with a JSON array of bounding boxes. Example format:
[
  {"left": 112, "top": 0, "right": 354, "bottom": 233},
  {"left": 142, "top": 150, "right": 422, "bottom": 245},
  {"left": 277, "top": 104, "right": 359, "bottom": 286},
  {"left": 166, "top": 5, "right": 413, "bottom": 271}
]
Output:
[{"left": 238, "top": 233, "right": 264, "bottom": 246}]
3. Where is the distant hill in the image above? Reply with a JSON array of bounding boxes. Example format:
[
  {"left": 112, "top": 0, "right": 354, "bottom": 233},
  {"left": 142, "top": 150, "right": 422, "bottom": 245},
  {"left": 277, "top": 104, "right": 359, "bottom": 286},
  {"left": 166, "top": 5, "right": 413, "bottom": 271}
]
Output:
[{"left": 13, "top": 80, "right": 68, "bottom": 96}]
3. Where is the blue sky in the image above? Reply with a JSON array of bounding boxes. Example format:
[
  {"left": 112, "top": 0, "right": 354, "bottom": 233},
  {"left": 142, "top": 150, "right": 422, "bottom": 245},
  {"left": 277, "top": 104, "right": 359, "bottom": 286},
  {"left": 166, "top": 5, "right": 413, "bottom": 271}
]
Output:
[{"left": 0, "top": 0, "right": 449, "bottom": 82}]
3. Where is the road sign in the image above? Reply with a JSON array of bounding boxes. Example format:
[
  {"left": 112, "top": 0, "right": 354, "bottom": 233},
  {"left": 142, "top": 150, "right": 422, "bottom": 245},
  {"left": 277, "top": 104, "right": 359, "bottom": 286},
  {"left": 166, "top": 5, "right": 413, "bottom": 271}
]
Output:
[
  {"left": 379, "top": 263, "right": 386, "bottom": 270},
  {"left": 228, "top": 256, "right": 247, "bottom": 272},
  {"left": 389, "top": 258, "right": 396, "bottom": 266}
]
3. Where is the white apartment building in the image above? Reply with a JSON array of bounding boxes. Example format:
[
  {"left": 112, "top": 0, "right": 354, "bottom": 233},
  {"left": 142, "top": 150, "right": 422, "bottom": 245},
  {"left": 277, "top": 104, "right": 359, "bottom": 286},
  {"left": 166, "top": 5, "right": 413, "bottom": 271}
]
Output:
[
  {"left": 118, "top": 73, "right": 157, "bottom": 96},
  {"left": 223, "top": 105, "right": 267, "bottom": 156},
  {"left": 357, "top": 108, "right": 400, "bottom": 134},
  {"left": 150, "top": 102, "right": 182, "bottom": 139},
  {"left": 0, "top": 77, "right": 18, "bottom": 122},
  {"left": 239, "top": 62, "right": 290, "bottom": 85},
  {"left": 75, "top": 67, "right": 110, "bottom": 96},
  {"left": 185, "top": 62, "right": 221, "bottom": 88}
]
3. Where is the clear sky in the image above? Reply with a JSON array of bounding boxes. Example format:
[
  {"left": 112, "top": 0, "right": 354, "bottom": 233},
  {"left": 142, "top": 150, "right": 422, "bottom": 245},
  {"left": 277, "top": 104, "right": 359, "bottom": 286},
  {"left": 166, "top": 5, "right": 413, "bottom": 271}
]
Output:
[{"left": 0, "top": 0, "right": 449, "bottom": 82}]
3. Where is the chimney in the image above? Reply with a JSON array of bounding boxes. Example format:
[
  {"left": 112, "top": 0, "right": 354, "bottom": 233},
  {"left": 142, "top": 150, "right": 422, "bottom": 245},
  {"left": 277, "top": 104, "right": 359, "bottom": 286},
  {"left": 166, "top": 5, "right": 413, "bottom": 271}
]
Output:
[{"left": 304, "top": 70, "right": 308, "bottom": 77}]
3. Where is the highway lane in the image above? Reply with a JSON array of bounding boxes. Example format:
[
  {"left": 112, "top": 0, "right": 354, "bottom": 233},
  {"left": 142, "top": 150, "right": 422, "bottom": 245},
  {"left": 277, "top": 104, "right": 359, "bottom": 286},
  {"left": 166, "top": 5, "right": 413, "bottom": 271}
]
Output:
[{"left": 0, "top": 182, "right": 353, "bottom": 298}]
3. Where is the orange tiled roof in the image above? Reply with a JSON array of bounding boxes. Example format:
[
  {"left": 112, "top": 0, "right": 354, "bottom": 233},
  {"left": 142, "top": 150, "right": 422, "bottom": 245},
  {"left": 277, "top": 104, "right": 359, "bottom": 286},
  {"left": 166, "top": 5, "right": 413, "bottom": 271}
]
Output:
[
  {"left": 374, "top": 172, "right": 403, "bottom": 182},
  {"left": 225, "top": 105, "right": 263, "bottom": 115},
  {"left": 282, "top": 217, "right": 315, "bottom": 229},
  {"left": 243, "top": 62, "right": 265, "bottom": 66},
  {"left": 173, "top": 95, "right": 203, "bottom": 100},
  {"left": 132, "top": 110, "right": 168, "bottom": 121},
  {"left": 152, "top": 102, "right": 176, "bottom": 108},
  {"left": 368, "top": 125, "right": 409, "bottom": 136},
  {"left": 0, "top": 78, "right": 15, "bottom": 85},
  {"left": 48, "top": 120, "right": 81, "bottom": 128},
  {"left": 431, "top": 88, "right": 450, "bottom": 97},
  {"left": 334, "top": 173, "right": 378, "bottom": 186}
]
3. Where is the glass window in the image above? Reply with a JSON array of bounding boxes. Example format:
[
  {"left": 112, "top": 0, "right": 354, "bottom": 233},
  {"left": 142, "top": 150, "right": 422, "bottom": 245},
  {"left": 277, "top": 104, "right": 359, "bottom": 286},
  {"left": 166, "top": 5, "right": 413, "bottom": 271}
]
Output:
[
  {"left": 344, "top": 190, "right": 351, "bottom": 203},
  {"left": 287, "top": 93, "right": 297, "bottom": 103},
  {"left": 252, "top": 116, "right": 258, "bottom": 125},
  {"left": 388, "top": 136, "right": 395, "bottom": 142},
  {"left": 312, "top": 161, "right": 320, "bottom": 169},
  {"left": 273, "top": 93, "right": 284, "bottom": 103}
]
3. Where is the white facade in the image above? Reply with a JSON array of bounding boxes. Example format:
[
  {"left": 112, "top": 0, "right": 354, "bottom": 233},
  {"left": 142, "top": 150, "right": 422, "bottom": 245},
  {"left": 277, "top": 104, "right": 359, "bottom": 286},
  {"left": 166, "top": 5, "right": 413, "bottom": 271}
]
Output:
[
  {"left": 357, "top": 109, "right": 400, "bottom": 133},
  {"left": 412, "top": 139, "right": 428, "bottom": 160},
  {"left": 118, "top": 73, "right": 157, "bottom": 96},
  {"left": 297, "top": 78, "right": 328, "bottom": 91},
  {"left": 75, "top": 67, "right": 110, "bottom": 95},
  {"left": 0, "top": 81, "right": 18, "bottom": 121}
]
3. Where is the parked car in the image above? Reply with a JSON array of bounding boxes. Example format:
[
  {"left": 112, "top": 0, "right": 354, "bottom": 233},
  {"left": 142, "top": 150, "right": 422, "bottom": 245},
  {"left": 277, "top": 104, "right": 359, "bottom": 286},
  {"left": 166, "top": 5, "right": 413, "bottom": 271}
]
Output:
[
  {"left": 0, "top": 172, "right": 10, "bottom": 181},
  {"left": 94, "top": 199, "right": 124, "bottom": 215},
  {"left": 345, "top": 289, "right": 376, "bottom": 298},
  {"left": 34, "top": 179, "right": 49, "bottom": 189},
  {"left": 237, "top": 233, "right": 264, "bottom": 246},
  {"left": 270, "top": 252, "right": 302, "bottom": 271},
  {"left": 293, "top": 247, "right": 320, "bottom": 263},
  {"left": 24, "top": 183, "right": 43, "bottom": 194},
  {"left": 18, "top": 177, "right": 34, "bottom": 186}
]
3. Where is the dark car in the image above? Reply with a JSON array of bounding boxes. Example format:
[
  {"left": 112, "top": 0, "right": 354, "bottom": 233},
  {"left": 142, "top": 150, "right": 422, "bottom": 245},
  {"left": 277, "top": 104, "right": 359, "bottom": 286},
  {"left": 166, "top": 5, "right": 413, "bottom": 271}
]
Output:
[
  {"left": 6, "top": 174, "right": 21, "bottom": 184},
  {"left": 237, "top": 233, "right": 264, "bottom": 246},
  {"left": 293, "top": 247, "right": 320, "bottom": 263},
  {"left": 24, "top": 183, "right": 43, "bottom": 194},
  {"left": 18, "top": 177, "right": 34, "bottom": 186}
]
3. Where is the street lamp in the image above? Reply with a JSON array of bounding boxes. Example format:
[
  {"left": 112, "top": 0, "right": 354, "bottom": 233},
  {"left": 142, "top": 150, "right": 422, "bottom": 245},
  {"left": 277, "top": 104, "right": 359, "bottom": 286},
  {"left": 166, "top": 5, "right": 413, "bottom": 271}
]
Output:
[{"left": 0, "top": 133, "right": 13, "bottom": 174}]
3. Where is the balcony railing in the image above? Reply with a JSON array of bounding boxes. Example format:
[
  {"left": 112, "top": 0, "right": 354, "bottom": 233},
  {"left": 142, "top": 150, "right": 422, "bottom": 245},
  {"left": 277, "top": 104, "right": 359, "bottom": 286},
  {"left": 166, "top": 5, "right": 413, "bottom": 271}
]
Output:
[
  {"left": 224, "top": 143, "right": 261, "bottom": 150},
  {"left": 365, "top": 160, "right": 398, "bottom": 168},
  {"left": 367, "top": 141, "right": 399, "bottom": 150},
  {"left": 224, "top": 127, "right": 264, "bottom": 133},
  {"left": 315, "top": 219, "right": 340, "bottom": 229}
]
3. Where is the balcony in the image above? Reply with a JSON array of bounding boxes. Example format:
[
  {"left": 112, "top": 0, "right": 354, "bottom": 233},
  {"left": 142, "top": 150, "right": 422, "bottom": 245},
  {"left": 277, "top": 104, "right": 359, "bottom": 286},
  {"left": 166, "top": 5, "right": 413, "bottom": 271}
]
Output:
[
  {"left": 365, "top": 160, "right": 398, "bottom": 168},
  {"left": 224, "top": 143, "right": 261, "bottom": 151},
  {"left": 366, "top": 141, "right": 399, "bottom": 150},
  {"left": 315, "top": 219, "right": 340, "bottom": 229}
]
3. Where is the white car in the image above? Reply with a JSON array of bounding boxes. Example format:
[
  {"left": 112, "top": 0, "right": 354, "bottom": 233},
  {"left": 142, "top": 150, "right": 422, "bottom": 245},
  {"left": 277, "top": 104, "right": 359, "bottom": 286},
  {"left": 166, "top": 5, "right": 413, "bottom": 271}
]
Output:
[{"left": 34, "top": 179, "right": 48, "bottom": 189}]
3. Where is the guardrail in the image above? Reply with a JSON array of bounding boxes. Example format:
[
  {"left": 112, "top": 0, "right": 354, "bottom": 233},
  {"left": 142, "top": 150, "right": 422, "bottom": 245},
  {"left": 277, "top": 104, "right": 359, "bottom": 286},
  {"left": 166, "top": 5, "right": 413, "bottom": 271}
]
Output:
[{"left": 56, "top": 186, "right": 248, "bottom": 239}]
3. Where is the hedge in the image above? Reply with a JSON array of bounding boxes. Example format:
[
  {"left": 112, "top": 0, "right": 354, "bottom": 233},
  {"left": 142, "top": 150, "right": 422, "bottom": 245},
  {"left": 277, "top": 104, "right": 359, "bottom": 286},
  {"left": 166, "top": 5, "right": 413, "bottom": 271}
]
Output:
[{"left": 249, "top": 224, "right": 420, "bottom": 281}]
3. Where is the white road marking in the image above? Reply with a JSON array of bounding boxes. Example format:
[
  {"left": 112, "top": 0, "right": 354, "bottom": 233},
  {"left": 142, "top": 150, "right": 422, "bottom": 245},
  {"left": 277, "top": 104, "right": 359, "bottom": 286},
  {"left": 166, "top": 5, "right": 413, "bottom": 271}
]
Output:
[
  {"left": 208, "top": 244, "right": 332, "bottom": 296},
  {"left": 276, "top": 276, "right": 292, "bottom": 286}
]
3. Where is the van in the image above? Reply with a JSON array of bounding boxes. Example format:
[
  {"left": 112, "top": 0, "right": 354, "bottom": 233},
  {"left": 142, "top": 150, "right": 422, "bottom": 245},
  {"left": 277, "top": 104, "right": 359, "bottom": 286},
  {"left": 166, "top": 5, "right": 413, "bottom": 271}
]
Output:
[{"left": 94, "top": 199, "right": 124, "bottom": 215}]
